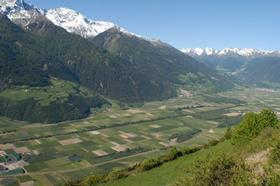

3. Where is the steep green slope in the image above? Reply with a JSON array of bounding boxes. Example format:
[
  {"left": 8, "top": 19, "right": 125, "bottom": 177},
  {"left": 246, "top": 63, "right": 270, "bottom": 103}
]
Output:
[
  {"left": 91, "top": 28, "right": 234, "bottom": 93},
  {"left": 0, "top": 14, "right": 50, "bottom": 87},
  {"left": 100, "top": 142, "right": 234, "bottom": 186}
]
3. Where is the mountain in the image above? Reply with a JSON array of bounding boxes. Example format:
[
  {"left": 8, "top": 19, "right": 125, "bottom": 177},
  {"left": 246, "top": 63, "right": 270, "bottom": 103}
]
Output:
[
  {"left": 0, "top": 0, "right": 44, "bottom": 27},
  {"left": 46, "top": 8, "right": 117, "bottom": 38},
  {"left": 0, "top": 0, "right": 118, "bottom": 38},
  {"left": 91, "top": 28, "right": 234, "bottom": 93},
  {"left": 181, "top": 48, "right": 280, "bottom": 71}
]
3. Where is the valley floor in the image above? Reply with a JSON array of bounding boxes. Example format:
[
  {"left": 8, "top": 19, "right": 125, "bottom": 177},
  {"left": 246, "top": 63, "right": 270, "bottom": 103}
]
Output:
[{"left": 0, "top": 87, "right": 280, "bottom": 185}]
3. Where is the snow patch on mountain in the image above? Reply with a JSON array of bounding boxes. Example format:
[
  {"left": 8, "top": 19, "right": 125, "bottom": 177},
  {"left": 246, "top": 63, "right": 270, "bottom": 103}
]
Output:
[
  {"left": 45, "top": 7, "right": 162, "bottom": 44},
  {"left": 46, "top": 8, "right": 118, "bottom": 38}
]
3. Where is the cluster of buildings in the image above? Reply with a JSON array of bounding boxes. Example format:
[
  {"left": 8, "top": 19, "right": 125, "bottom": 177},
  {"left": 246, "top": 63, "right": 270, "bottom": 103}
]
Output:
[{"left": 0, "top": 150, "right": 27, "bottom": 175}]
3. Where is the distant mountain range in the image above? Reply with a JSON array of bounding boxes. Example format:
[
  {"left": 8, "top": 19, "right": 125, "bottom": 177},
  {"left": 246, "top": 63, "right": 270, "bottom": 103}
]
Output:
[
  {"left": 182, "top": 48, "right": 280, "bottom": 87},
  {"left": 181, "top": 48, "right": 280, "bottom": 57}
]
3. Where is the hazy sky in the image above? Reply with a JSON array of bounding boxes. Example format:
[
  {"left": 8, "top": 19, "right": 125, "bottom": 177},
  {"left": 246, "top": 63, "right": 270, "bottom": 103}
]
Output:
[{"left": 26, "top": 0, "right": 280, "bottom": 50}]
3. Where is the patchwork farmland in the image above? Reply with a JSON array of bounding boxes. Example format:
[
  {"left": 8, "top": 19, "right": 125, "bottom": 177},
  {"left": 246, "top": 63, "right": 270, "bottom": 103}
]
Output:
[{"left": 1, "top": 87, "right": 280, "bottom": 185}]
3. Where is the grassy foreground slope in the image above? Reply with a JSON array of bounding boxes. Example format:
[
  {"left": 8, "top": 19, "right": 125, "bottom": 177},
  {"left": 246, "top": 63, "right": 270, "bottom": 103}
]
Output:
[
  {"left": 101, "top": 142, "right": 233, "bottom": 186},
  {"left": 94, "top": 110, "right": 280, "bottom": 186}
]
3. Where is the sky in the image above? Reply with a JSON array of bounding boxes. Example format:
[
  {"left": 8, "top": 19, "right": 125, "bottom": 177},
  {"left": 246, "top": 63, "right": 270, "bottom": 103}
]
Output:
[{"left": 26, "top": 0, "right": 280, "bottom": 50}]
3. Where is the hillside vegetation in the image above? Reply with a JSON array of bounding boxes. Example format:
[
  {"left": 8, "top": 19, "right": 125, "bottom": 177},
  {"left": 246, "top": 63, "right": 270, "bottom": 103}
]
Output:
[{"left": 0, "top": 78, "right": 107, "bottom": 123}]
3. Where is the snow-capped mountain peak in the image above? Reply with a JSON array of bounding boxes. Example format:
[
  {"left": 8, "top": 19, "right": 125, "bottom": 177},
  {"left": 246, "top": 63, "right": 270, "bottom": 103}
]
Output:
[
  {"left": 0, "top": 0, "right": 160, "bottom": 42},
  {"left": 0, "top": 0, "right": 44, "bottom": 26},
  {"left": 1, "top": 0, "right": 31, "bottom": 15},
  {"left": 181, "top": 48, "right": 280, "bottom": 57},
  {"left": 181, "top": 48, "right": 218, "bottom": 56},
  {"left": 46, "top": 7, "right": 118, "bottom": 38}
]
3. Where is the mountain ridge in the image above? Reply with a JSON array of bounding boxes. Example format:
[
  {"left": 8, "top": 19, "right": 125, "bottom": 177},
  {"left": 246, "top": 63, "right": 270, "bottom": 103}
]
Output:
[
  {"left": 182, "top": 47, "right": 280, "bottom": 88},
  {"left": 0, "top": 0, "right": 162, "bottom": 43},
  {"left": 182, "top": 47, "right": 280, "bottom": 57}
]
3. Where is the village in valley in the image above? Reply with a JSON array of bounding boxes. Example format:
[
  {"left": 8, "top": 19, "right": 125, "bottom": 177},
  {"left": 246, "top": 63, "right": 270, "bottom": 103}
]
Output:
[{"left": 0, "top": 144, "right": 30, "bottom": 175}]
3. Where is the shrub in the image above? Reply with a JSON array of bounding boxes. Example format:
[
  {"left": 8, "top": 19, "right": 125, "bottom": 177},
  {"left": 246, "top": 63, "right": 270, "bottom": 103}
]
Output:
[
  {"left": 139, "top": 158, "right": 162, "bottom": 171},
  {"left": 162, "top": 147, "right": 183, "bottom": 162},
  {"left": 231, "top": 109, "right": 278, "bottom": 144},
  {"left": 104, "top": 169, "right": 128, "bottom": 182},
  {"left": 265, "top": 172, "right": 280, "bottom": 185},
  {"left": 208, "top": 139, "right": 219, "bottom": 147},
  {"left": 270, "top": 142, "right": 280, "bottom": 164},
  {"left": 224, "top": 127, "right": 232, "bottom": 140},
  {"left": 80, "top": 175, "right": 102, "bottom": 186},
  {"left": 174, "top": 154, "right": 252, "bottom": 186},
  {"left": 182, "top": 146, "right": 201, "bottom": 155}
]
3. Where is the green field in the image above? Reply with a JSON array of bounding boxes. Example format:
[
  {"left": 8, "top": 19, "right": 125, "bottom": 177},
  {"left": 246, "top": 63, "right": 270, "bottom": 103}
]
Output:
[
  {"left": 0, "top": 78, "right": 94, "bottom": 106},
  {"left": 1, "top": 87, "right": 280, "bottom": 185}
]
